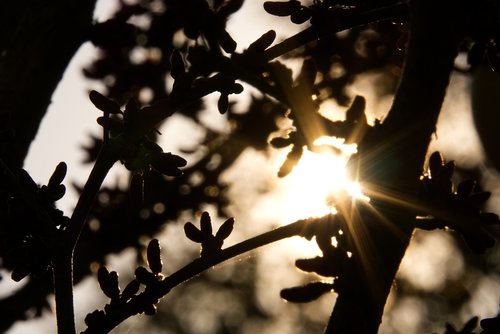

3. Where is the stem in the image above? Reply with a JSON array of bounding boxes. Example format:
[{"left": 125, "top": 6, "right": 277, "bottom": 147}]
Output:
[
  {"left": 83, "top": 215, "right": 335, "bottom": 333},
  {"left": 52, "top": 141, "right": 119, "bottom": 334},
  {"left": 159, "top": 215, "right": 330, "bottom": 292},
  {"left": 324, "top": 0, "right": 464, "bottom": 333},
  {"left": 264, "top": 2, "right": 409, "bottom": 61},
  {"left": 67, "top": 142, "right": 119, "bottom": 249},
  {"left": 53, "top": 251, "right": 76, "bottom": 334},
  {"left": 264, "top": 27, "right": 319, "bottom": 61}
]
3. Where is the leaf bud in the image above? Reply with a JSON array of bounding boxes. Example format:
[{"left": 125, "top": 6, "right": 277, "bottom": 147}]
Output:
[
  {"left": 218, "top": 93, "right": 229, "bottom": 114},
  {"left": 215, "top": 218, "right": 234, "bottom": 240},
  {"left": 121, "top": 279, "right": 140, "bottom": 301},
  {"left": 151, "top": 153, "right": 187, "bottom": 177},
  {"left": 147, "top": 239, "right": 163, "bottom": 274},
  {"left": 280, "top": 281, "right": 334, "bottom": 303},
  {"left": 89, "top": 90, "right": 122, "bottom": 114},
  {"left": 184, "top": 222, "right": 204, "bottom": 243},
  {"left": 218, "top": 30, "right": 237, "bottom": 54},
  {"left": 135, "top": 266, "right": 156, "bottom": 285},
  {"left": 264, "top": 1, "right": 302, "bottom": 17},
  {"left": 248, "top": 30, "right": 276, "bottom": 51},
  {"left": 97, "top": 267, "right": 120, "bottom": 300},
  {"left": 200, "top": 212, "right": 213, "bottom": 235},
  {"left": 231, "top": 83, "right": 244, "bottom": 94},
  {"left": 428, "top": 151, "right": 444, "bottom": 177},
  {"left": 48, "top": 162, "right": 67, "bottom": 188},
  {"left": 270, "top": 136, "right": 291, "bottom": 148}
]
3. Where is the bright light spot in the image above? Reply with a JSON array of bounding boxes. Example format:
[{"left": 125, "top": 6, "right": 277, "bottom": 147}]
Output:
[
  {"left": 399, "top": 230, "right": 464, "bottom": 292},
  {"left": 278, "top": 146, "right": 368, "bottom": 222},
  {"left": 314, "top": 136, "right": 357, "bottom": 156},
  {"left": 280, "top": 236, "right": 323, "bottom": 258},
  {"left": 344, "top": 182, "right": 370, "bottom": 202},
  {"left": 331, "top": 236, "right": 338, "bottom": 247}
]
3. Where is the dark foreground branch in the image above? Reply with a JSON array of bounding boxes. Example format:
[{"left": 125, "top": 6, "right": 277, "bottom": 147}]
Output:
[
  {"left": 264, "top": 1, "right": 409, "bottom": 61},
  {"left": 82, "top": 215, "right": 336, "bottom": 334},
  {"left": 324, "top": 0, "right": 465, "bottom": 333}
]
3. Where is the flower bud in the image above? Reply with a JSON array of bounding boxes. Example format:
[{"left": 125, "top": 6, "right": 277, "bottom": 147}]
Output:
[
  {"left": 147, "top": 239, "right": 163, "bottom": 275},
  {"left": 264, "top": 1, "right": 301, "bottom": 17}
]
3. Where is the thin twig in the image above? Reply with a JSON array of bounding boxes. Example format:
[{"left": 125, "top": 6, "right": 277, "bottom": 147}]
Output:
[
  {"left": 264, "top": 2, "right": 409, "bottom": 61},
  {"left": 82, "top": 215, "right": 336, "bottom": 333},
  {"left": 67, "top": 142, "right": 119, "bottom": 250}
]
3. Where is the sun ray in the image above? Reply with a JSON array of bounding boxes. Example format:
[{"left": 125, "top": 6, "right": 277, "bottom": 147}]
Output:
[
  {"left": 275, "top": 126, "right": 436, "bottom": 299},
  {"left": 332, "top": 195, "right": 389, "bottom": 298},
  {"left": 280, "top": 143, "right": 369, "bottom": 221},
  {"left": 278, "top": 136, "right": 428, "bottom": 298}
]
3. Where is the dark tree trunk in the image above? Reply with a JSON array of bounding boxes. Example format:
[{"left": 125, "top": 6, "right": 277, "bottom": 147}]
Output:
[
  {"left": 0, "top": 0, "right": 97, "bottom": 170},
  {"left": 325, "top": 0, "right": 467, "bottom": 332}
]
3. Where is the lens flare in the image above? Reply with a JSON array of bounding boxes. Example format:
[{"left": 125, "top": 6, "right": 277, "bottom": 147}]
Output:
[{"left": 279, "top": 144, "right": 368, "bottom": 222}]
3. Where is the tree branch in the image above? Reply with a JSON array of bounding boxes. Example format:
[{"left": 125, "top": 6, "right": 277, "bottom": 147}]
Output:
[
  {"left": 53, "top": 251, "right": 77, "bottom": 334},
  {"left": 82, "top": 215, "right": 336, "bottom": 333},
  {"left": 67, "top": 143, "right": 119, "bottom": 250},
  {"left": 324, "top": 0, "right": 465, "bottom": 332},
  {"left": 264, "top": 1, "right": 409, "bottom": 61},
  {"left": 50, "top": 142, "right": 118, "bottom": 334}
]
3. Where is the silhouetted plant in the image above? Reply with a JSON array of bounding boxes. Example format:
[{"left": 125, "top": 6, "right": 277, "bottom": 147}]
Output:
[{"left": 1, "top": 0, "right": 500, "bottom": 333}]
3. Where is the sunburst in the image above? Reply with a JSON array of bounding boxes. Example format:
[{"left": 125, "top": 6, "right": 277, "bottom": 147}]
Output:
[{"left": 280, "top": 138, "right": 368, "bottom": 222}]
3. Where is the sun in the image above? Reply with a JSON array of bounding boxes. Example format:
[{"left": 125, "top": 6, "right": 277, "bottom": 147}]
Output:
[{"left": 278, "top": 140, "right": 368, "bottom": 223}]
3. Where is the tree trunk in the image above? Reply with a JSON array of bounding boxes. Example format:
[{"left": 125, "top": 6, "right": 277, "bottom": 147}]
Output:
[
  {"left": 0, "top": 0, "right": 97, "bottom": 170},
  {"left": 325, "top": 0, "right": 466, "bottom": 332}
]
